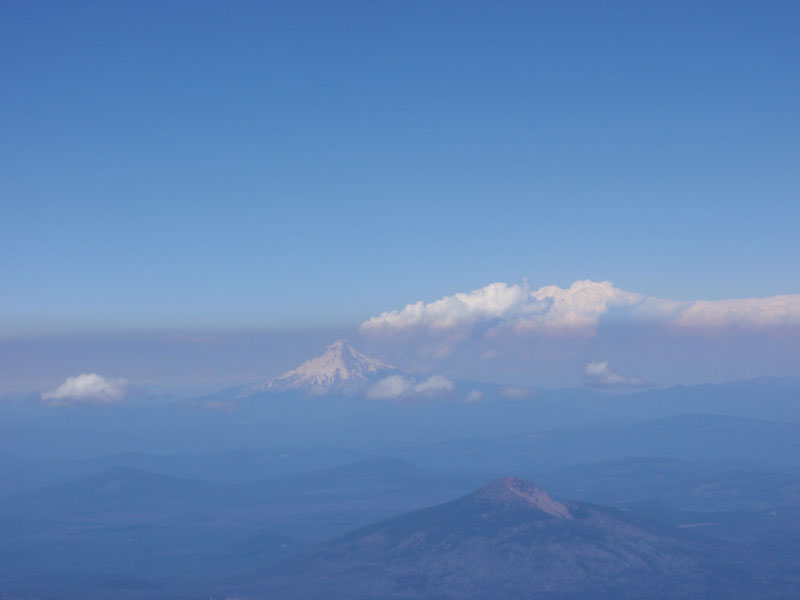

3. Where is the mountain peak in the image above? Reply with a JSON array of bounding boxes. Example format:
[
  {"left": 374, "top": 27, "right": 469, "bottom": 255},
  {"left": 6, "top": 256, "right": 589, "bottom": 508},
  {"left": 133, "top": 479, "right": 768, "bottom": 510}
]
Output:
[
  {"left": 474, "top": 477, "right": 572, "bottom": 518},
  {"left": 326, "top": 339, "right": 349, "bottom": 350},
  {"left": 249, "top": 340, "right": 397, "bottom": 395}
]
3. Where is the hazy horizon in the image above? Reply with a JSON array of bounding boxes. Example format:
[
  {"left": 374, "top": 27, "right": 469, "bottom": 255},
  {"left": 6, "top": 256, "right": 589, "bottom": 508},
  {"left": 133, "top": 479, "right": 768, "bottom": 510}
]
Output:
[{"left": 2, "top": 2, "right": 799, "bottom": 598}]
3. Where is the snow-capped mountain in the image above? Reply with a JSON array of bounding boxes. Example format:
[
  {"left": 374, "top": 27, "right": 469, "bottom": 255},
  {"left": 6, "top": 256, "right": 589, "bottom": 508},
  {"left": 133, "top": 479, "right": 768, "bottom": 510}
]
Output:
[{"left": 245, "top": 340, "right": 399, "bottom": 396}]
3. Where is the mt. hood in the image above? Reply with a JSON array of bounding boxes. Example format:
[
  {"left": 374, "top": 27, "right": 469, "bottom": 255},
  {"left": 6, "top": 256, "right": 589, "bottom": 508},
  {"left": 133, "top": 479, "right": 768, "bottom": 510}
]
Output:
[{"left": 246, "top": 340, "right": 399, "bottom": 396}]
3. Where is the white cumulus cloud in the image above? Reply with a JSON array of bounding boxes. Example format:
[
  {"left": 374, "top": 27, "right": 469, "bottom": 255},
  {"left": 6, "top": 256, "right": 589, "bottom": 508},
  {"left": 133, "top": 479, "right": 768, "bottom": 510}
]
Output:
[
  {"left": 675, "top": 294, "right": 800, "bottom": 328},
  {"left": 362, "top": 281, "right": 530, "bottom": 333},
  {"left": 360, "top": 279, "right": 670, "bottom": 341},
  {"left": 359, "top": 279, "right": 800, "bottom": 357},
  {"left": 40, "top": 373, "right": 131, "bottom": 406},
  {"left": 584, "top": 361, "right": 649, "bottom": 389}
]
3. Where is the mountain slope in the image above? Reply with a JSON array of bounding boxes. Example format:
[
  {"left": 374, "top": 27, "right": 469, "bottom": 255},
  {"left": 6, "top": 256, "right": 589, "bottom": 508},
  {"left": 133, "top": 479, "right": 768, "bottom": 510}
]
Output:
[{"left": 241, "top": 477, "right": 727, "bottom": 599}]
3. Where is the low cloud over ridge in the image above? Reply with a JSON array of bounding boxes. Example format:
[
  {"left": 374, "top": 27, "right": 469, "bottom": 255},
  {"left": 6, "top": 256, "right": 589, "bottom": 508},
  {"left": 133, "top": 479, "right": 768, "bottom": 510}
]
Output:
[
  {"left": 366, "top": 374, "right": 455, "bottom": 400},
  {"left": 40, "top": 373, "right": 131, "bottom": 406},
  {"left": 584, "top": 361, "right": 649, "bottom": 389}
]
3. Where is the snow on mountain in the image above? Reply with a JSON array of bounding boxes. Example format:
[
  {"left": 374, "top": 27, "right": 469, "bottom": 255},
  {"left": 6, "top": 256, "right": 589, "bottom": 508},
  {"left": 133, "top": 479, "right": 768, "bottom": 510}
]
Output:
[{"left": 245, "top": 340, "right": 400, "bottom": 396}]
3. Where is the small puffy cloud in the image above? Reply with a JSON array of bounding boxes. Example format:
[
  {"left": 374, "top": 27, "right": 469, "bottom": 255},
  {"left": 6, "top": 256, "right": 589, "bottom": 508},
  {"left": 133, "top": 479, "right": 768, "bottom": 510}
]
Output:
[
  {"left": 501, "top": 386, "right": 536, "bottom": 399},
  {"left": 414, "top": 374, "right": 455, "bottom": 394},
  {"left": 480, "top": 349, "right": 503, "bottom": 360},
  {"left": 366, "top": 374, "right": 455, "bottom": 400},
  {"left": 465, "top": 389, "right": 484, "bottom": 403},
  {"left": 584, "top": 361, "right": 649, "bottom": 389},
  {"left": 40, "top": 373, "right": 130, "bottom": 406},
  {"left": 367, "top": 375, "right": 414, "bottom": 399}
]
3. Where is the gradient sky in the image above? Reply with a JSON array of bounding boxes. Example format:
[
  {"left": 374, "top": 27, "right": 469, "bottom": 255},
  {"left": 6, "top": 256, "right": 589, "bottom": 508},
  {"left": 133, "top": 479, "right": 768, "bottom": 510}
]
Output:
[{"left": 1, "top": 2, "right": 799, "bottom": 392}]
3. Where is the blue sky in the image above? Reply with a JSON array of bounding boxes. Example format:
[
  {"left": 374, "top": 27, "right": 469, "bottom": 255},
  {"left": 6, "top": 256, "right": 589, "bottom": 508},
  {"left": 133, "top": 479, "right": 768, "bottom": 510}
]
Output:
[{"left": 1, "top": 2, "right": 799, "bottom": 391}]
